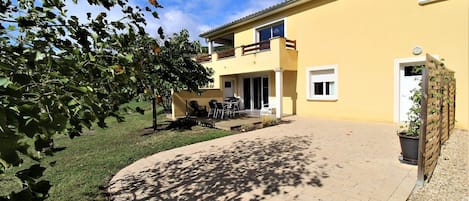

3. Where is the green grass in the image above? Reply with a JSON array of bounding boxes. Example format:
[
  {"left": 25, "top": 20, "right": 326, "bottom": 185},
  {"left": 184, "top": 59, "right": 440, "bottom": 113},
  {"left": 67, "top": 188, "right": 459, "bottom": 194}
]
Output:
[{"left": 0, "top": 101, "right": 232, "bottom": 200}]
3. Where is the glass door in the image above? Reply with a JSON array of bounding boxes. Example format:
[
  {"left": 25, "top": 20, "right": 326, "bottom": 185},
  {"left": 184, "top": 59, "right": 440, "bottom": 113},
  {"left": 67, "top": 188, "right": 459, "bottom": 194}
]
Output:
[
  {"left": 243, "top": 78, "right": 251, "bottom": 109},
  {"left": 262, "top": 77, "right": 269, "bottom": 107},
  {"left": 243, "top": 76, "right": 269, "bottom": 110},
  {"left": 253, "top": 77, "right": 262, "bottom": 109}
]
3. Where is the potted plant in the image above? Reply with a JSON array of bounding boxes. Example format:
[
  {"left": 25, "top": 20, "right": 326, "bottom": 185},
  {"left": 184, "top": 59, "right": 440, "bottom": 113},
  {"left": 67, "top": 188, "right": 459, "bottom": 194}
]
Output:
[{"left": 398, "top": 83, "right": 422, "bottom": 165}]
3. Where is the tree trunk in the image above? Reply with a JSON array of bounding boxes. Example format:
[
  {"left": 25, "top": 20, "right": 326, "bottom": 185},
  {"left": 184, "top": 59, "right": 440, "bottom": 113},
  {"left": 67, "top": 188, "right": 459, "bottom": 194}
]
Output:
[{"left": 152, "top": 96, "right": 157, "bottom": 131}]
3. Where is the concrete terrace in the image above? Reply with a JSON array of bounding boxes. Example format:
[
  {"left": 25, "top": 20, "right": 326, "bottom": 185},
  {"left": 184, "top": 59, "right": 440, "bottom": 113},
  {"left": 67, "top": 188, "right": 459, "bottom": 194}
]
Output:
[{"left": 108, "top": 116, "right": 417, "bottom": 201}]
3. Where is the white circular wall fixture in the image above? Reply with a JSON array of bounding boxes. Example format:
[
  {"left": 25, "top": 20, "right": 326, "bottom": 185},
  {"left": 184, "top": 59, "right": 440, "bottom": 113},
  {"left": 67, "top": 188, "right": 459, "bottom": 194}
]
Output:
[{"left": 412, "top": 46, "right": 423, "bottom": 55}]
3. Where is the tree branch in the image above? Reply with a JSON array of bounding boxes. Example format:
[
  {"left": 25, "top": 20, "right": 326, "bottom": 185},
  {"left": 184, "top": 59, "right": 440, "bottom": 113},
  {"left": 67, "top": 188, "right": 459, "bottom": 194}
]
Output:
[{"left": 0, "top": 18, "right": 17, "bottom": 23}]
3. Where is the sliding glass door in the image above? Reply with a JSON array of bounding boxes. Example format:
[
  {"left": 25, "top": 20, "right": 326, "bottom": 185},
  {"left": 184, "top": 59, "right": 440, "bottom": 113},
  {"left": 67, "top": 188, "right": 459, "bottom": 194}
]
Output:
[
  {"left": 243, "top": 78, "right": 251, "bottom": 110},
  {"left": 243, "top": 76, "right": 269, "bottom": 110}
]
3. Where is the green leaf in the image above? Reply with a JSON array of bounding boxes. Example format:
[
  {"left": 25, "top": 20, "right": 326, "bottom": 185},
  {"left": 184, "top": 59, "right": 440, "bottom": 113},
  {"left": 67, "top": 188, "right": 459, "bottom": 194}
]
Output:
[
  {"left": 68, "top": 99, "right": 79, "bottom": 106},
  {"left": 91, "top": 32, "right": 98, "bottom": 41},
  {"left": 71, "top": 86, "right": 89, "bottom": 93},
  {"left": 35, "top": 52, "right": 46, "bottom": 61},
  {"left": 0, "top": 61, "right": 13, "bottom": 71},
  {"left": 125, "top": 54, "right": 133, "bottom": 62},
  {"left": 157, "top": 27, "right": 164, "bottom": 39},
  {"left": 0, "top": 107, "right": 6, "bottom": 133},
  {"left": 89, "top": 52, "right": 96, "bottom": 62},
  {"left": 152, "top": 11, "right": 159, "bottom": 19},
  {"left": 0, "top": 77, "right": 12, "bottom": 88},
  {"left": 60, "top": 77, "right": 70, "bottom": 84},
  {"left": 7, "top": 25, "right": 15, "bottom": 31},
  {"left": 130, "top": 76, "right": 137, "bottom": 83}
]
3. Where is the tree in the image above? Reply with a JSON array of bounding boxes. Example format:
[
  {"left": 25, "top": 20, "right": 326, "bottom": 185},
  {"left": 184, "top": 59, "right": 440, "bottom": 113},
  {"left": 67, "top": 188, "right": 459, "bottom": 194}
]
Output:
[
  {"left": 130, "top": 30, "right": 213, "bottom": 130},
  {"left": 0, "top": 0, "right": 197, "bottom": 200}
]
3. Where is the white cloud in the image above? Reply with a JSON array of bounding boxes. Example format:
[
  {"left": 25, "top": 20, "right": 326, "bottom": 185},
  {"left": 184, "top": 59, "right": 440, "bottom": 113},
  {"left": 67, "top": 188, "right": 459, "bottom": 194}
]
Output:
[
  {"left": 157, "top": 8, "right": 211, "bottom": 43},
  {"left": 62, "top": 0, "right": 284, "bottom": 44}
]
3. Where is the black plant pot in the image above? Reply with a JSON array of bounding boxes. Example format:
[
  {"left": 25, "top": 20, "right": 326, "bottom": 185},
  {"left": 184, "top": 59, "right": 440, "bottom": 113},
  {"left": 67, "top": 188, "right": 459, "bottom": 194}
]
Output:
[{"left": 398, "top": 133, "right": 419, "bottom": 165}]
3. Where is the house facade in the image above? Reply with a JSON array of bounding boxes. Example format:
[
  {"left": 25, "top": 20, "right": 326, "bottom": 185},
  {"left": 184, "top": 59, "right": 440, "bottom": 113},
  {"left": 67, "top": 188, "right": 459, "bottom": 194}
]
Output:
[{"left": 172, "top": 0, "right": 468, "bottom": 129}]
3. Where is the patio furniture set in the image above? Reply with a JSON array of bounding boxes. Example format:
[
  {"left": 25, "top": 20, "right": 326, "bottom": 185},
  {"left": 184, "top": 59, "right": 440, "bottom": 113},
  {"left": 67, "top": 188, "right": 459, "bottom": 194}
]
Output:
[{"left": 189, "top": 97, "right": 241, "bottom": 119}]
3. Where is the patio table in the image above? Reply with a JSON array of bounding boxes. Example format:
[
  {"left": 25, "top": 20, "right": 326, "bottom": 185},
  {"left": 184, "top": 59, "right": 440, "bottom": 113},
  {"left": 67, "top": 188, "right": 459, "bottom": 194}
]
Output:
[{"left": 223, "top": 101, "right": 240, "bottom": 118}]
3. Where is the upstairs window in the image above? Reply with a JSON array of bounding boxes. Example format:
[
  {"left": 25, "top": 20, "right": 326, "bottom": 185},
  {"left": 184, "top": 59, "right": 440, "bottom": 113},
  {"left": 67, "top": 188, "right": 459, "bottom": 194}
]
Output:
[{"left": 257, "top": 20, "right": 284, "bottom": 42}]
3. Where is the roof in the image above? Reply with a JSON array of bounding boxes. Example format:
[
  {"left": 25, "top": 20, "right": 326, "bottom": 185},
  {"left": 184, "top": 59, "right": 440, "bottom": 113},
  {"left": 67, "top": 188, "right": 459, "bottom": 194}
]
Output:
[{"left": 200, "top": 0, "right": 306, "bottom": 39}]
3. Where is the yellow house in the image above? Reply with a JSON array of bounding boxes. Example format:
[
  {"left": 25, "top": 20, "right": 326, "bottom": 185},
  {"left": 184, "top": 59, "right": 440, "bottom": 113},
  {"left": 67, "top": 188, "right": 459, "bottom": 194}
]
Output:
[{"left": 172, "top": 0, "right": 469, "bottom": 129}]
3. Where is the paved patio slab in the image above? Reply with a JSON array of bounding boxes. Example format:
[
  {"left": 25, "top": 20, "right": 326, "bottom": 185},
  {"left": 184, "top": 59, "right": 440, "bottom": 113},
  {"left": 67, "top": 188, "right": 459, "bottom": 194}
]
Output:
[{"left": 108, "top": 116, "right": 417, "bottom": 201}]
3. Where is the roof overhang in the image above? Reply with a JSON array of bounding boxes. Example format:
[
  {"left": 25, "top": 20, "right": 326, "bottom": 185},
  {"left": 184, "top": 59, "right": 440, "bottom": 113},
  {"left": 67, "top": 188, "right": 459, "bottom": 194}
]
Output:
[{"left": 200, "top": 0, "right": 312, "bottom": 39}]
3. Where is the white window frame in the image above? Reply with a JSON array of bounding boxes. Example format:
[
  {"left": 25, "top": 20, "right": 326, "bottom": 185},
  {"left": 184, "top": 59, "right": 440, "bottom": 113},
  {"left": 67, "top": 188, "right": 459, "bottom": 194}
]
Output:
[
  {"left": 306, "top": 65, "right": 338, "bottom": 101},
  {"left": 253, "top": 18, "right": 287, "bottom": 43}
]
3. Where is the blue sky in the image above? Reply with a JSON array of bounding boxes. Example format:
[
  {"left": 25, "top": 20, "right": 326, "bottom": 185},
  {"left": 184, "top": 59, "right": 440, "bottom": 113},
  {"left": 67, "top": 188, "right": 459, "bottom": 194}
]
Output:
[
  {"left": 154, "top": 0, "right": 284, "bottom": 42},
  {"left": 65, "top": 0, "right": 284, "bottom": 43}
]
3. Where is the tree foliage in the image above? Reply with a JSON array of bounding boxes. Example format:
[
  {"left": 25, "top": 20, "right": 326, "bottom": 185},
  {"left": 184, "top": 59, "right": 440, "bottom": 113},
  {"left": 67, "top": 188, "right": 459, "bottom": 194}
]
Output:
[
  {"left": 136, "top": 29, "right": 213, "bottom": 112},
  {"left": 0, "top": 0, "right": 212, "bottom": 200}
]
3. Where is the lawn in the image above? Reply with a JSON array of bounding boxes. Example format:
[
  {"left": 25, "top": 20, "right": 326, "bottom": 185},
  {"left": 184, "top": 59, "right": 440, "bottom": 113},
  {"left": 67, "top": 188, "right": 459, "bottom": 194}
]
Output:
[{"left": 0, "top": 101, "right": 232, "bottom": 200}]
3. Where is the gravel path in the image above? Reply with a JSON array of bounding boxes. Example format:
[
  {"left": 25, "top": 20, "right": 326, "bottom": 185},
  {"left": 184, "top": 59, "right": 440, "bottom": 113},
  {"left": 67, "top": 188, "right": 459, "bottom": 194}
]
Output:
[{"left": 408, "top": 129, "right": 469, "bottom": 201}]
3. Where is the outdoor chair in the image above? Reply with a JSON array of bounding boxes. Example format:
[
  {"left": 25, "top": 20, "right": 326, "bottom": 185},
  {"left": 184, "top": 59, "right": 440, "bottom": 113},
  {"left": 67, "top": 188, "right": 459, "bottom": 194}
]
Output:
[
  {"left": 214, "top": 102, "right": 227, "bottom": 119},
  {"left": 189, "top": 100, "right": 207, "bottom": 117},
  {"left": 207, "top": 99, "right": 218, "bottom": 118},
  {"left": 231, "top": 101, "right": 240, "bottom": 117},
  {"left": 225, "top": 101, "right": 240, "bottom": 118}
]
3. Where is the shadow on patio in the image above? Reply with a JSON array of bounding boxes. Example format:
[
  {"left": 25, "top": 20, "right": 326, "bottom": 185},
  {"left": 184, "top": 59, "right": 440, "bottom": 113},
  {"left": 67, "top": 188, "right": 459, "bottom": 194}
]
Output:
[{"left": 108, "top": 136, "right": 329, "bottom": 201}]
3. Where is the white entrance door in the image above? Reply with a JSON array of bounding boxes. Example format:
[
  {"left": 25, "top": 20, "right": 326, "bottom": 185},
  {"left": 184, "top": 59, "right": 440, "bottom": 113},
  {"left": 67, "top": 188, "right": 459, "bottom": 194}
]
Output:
[
  {"left": 223, "top": 80, "right": 234, "bottom": 98},
  {"left": 399, "top": 65, "right": 423, "bottom": 122}
]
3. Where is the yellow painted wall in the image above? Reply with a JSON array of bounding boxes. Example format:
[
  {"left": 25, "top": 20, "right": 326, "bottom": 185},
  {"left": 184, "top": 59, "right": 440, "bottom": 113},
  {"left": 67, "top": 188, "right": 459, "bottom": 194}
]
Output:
[
  {"left": 201, "top": 37, "right": 298, "bottom": 89},
  {"left": 284, "top": 0, "right": 468, "bottom": 128},
  {"left": 198, "top": 0, "right": 468, "bottom": 128},
  {"left": 282, "top": 71, "right": 298, "bottom": 115}
]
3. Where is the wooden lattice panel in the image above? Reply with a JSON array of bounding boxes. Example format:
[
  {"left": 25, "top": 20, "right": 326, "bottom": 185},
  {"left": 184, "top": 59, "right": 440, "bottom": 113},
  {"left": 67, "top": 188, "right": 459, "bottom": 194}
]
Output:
[
  {"left": 440, "top": 71, "right": 450, "bottom": 143},
  {"left": 449, "top": 72, "right": 456, "bottom": 130},
  {"left": 418, "top": 54, "right": 457, "bottom": 186}
]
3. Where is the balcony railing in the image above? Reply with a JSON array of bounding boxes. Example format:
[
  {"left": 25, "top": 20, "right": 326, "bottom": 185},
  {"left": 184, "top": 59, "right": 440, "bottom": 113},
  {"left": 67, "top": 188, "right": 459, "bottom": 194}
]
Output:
[
  {"left": 242, "top": 40, "right": 271, "bottom": 54},
  {"left": 196, "top": 37, "right": 296, "bottom": 63},
  {"left": 196, "top": 54, "right": 211, "bottom": 62},
  {"left": 217, "top": 48, "right": 235, "bottom": 59},
  {"left": 286, "top": 39, "right": 296, "bottom": 49}
]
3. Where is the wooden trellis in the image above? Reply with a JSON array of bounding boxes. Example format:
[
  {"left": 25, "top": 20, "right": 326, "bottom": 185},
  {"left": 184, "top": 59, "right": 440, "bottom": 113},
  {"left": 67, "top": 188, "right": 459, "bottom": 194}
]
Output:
[{"left": 417, "top": 54, "right": 456, "bottom": 186}]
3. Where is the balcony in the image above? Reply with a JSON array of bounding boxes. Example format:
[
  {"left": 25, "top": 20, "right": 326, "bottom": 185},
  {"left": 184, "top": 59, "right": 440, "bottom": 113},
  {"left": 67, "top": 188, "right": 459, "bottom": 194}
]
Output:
[{"left": 196, "top": 37, "right": 298, "bottom": 75}]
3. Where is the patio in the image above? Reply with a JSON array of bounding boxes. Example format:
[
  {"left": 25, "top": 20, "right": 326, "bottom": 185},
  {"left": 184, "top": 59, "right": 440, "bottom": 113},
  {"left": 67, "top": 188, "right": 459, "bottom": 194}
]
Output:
[
  {"left": 108, "top": 116, "right": 417, "bottom": 201},
  {"left": 186, "top": 111, "right": 268, "bottom": 131},
  {"left": 185, "top": 98, "right": 274, "bottom": 131}
]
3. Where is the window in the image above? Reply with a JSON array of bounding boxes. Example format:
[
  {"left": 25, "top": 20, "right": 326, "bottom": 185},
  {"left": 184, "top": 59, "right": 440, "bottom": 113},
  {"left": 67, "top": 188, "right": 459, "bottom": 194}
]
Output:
[
  {"left": 256, "top": 20, "right": 284, "bottom": 42},
  {"left": 404, "top": 65, "right": 423, "bottom": 76},
  {"left": 224, "top": 81, "right": 232, "bottom": 88},
  {"left": 307, "top": 65, "right": 338, "bottom": 100}
]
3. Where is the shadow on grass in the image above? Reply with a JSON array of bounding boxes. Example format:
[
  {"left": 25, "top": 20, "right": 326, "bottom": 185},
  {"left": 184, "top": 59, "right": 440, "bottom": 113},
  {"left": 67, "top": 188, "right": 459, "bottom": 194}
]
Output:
[
  {"left": 142, "top": 118, "right": 214, "bottom": 136},
  {"left": 108, "top": 136, "right": 328, "bottom": 201}
]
